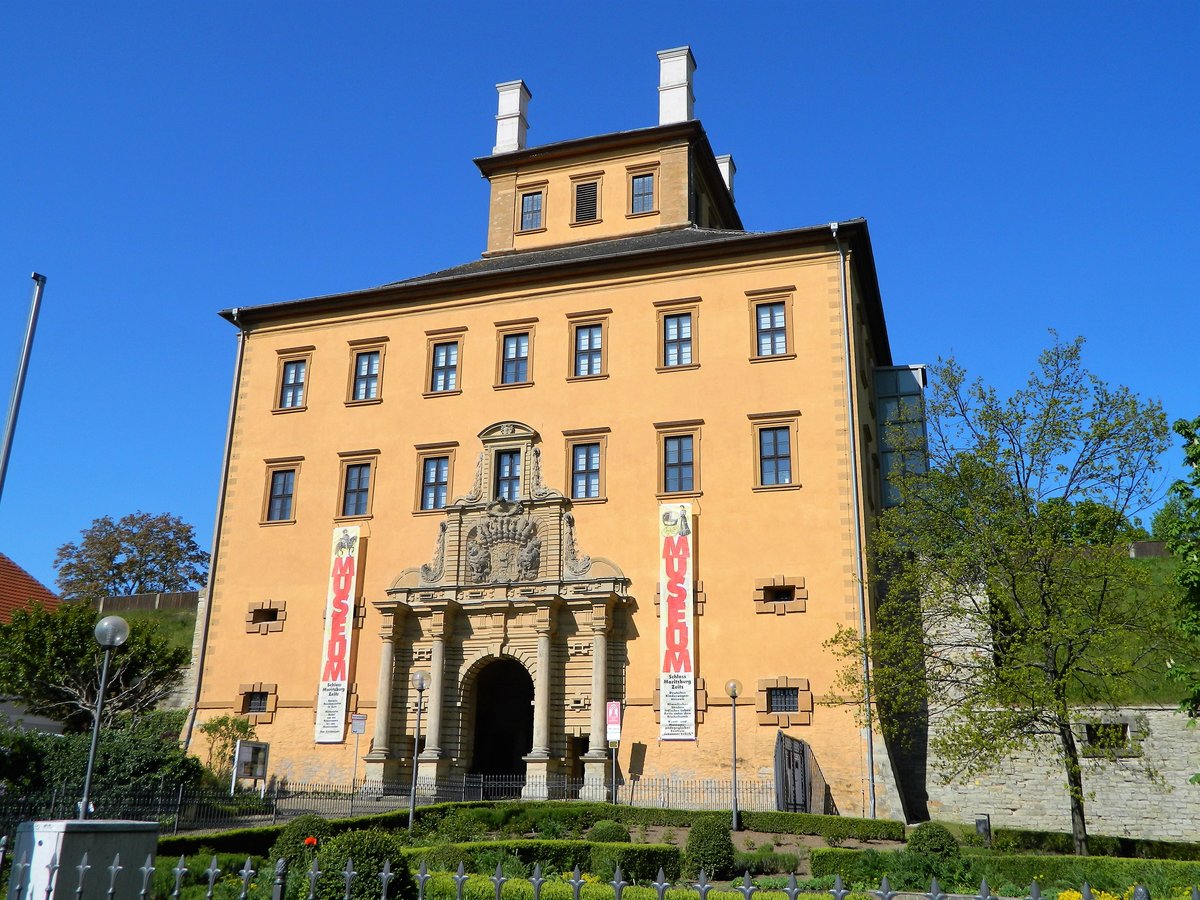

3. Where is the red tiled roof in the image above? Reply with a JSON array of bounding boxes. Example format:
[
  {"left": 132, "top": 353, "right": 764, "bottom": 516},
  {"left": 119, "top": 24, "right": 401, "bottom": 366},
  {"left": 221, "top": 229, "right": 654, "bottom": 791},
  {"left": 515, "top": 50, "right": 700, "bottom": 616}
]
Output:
[{"left": 0, "top": 552, "right": 59, "bottom": 623}]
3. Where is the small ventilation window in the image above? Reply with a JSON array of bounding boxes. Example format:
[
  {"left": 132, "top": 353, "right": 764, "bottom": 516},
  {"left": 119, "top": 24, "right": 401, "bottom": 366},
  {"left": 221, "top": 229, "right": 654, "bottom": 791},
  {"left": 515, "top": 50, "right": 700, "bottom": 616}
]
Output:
[
  {"left": 251, "top": 608, "right": 280, "bottom": 625},
  {"left": 575, "top": 182, "right": 598, "bottom": 222},
  {"left": 767, "top": 687, "right": 799, "bottom": 713},
  {"left": 244, "top": 691, "right": 269, "bottom": 714},
  {"left": 763, "top": 585, "right": 795, "bottom": 604}
]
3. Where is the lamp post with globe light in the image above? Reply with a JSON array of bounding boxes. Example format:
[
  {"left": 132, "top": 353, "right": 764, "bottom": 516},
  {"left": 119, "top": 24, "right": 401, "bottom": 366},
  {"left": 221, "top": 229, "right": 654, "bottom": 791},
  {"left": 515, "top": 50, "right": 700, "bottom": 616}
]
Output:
[
  {"left": 80, "top": 615, "right": 130, "bottom": 820},
  {"left": 407, "top": 670, "right": 429, "bottom": 832},
  {"left": 725, "top": 679, "right": 742, "bottom": 832}
]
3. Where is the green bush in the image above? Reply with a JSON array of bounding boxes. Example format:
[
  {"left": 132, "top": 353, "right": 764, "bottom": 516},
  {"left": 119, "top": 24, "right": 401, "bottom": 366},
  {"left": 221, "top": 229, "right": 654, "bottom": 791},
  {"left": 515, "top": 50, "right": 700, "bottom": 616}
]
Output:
[
  {"left": 588, "top": 820, "right": 631, "bottom": 843},
  {"left": 588, "top": 844, "right": 680, "bottom": 883},
  {"left": 733, "top": 847, "right": 800, "bottom": 875},
  {"left": 270, "top": 814, "right": 335, "bottom": 867},
  {"left": 992, "top": 827, "right": 1200, "bottom": 861},
  {"left": 315, "top": 830, "right": 415, "bottom": 900},
  {"left": 683, "top": 817, "right": 735, "bottom": 880},
  {"left": 435, "top": 809, "right": 490, "bottom": 843},
  {"left": 905, "top": 822, "right": 960, "bottom": 860}
]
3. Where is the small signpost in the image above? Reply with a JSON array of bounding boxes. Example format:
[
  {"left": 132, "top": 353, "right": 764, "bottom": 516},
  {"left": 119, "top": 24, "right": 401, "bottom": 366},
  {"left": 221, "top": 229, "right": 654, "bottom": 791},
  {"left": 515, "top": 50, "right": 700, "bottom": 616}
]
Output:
[
  {"left": 606, "top": 701, "right": 621, "bottom": 803},
  {"left": 349, "top": 713, "right": 368, "bottom": 816}
]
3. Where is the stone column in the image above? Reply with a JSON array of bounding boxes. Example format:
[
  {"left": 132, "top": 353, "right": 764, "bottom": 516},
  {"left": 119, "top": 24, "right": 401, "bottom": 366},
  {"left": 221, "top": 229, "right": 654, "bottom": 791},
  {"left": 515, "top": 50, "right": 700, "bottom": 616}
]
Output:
[
  {"left": 523, "top": 601, "right": 557, "bottom": 800},
  {"left": 581, "top": 599, "right": 612, "bottom": 800},
  {"left": 364, "top": 606, "right": 403, "bottom": 783},
  {"left": 417, "top": 605, "right": 454, "bottom": 789}
]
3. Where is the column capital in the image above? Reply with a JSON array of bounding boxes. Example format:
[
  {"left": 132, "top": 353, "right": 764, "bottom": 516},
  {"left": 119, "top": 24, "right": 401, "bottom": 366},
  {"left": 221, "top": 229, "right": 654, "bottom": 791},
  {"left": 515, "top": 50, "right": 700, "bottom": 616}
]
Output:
[
  {"left": 535, "top": 598, "right": 560, "bottom": 636},
  {"left": 424, "top": 602, "right": 457, "bottom": 638},
  {"left": 590, "top": 598, "right": 614, "bottom": 633},
  {"left": 372, "top": 601, "right": 409, "bottom": 641}
]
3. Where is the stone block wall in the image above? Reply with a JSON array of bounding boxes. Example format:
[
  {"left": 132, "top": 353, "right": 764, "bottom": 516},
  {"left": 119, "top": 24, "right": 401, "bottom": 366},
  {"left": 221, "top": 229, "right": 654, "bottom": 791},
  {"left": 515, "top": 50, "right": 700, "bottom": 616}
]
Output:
[{"left": 925, "top": 706, "right": 1200, "bottom": 841}]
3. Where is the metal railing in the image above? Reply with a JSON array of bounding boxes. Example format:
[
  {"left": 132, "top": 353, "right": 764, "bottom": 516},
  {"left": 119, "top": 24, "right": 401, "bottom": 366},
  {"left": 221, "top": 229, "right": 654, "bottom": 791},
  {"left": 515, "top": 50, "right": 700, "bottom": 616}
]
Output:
[
  {"left": 0, "top": 775, "right": 783, "bottom": 839},
  {"left": 4, "top": 840, "right": 1199, "bottom": 900}
]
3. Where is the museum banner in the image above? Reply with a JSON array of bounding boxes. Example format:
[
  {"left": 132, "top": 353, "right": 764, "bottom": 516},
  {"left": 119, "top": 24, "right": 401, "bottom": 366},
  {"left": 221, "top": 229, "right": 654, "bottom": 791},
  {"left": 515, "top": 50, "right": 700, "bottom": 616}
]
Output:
[
  {"left": 315, "top": 525, "right": 360, "bottom": 743},
  {"left": 658, "top": 502, "right": 695, "bottom": 740}
]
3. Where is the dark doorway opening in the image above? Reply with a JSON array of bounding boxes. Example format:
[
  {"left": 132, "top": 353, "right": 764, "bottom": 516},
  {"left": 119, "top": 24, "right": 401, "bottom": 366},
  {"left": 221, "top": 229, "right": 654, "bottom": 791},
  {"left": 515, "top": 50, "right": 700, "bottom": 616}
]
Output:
[{"left": 470, "top": 657, "right": 534, "bottom": 776}]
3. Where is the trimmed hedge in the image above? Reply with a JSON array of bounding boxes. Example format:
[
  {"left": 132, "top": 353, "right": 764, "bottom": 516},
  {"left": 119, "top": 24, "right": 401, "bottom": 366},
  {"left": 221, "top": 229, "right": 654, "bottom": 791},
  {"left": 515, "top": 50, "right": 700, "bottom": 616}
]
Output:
[
  {"left": 403, "top": 841, "right": 681, "bottom": 882},
  {"left": 158, "top": 800, "right": 903, "bottom": 857},
  {"left": 811, "top": 848, "right": 1200, "bottom": 895},
  {"left": 992, "top": 827, "right": 1200, "bottom": 862}
]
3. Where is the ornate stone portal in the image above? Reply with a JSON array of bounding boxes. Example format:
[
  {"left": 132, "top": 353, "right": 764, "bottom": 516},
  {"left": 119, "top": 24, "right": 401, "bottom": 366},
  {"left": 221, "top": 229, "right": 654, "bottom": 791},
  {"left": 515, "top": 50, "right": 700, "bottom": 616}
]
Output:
[{"left": 366, "top": 422, "right": 631, "bottom": 799}]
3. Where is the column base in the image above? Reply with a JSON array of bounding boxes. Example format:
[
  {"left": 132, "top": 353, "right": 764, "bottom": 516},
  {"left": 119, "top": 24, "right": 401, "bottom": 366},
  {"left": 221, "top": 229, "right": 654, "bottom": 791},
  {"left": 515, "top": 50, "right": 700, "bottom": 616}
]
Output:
[
  {"left": 579, "top": 754, "right": 610, "bottom": 801},
  {"left": 362, "top": 755, "right": 404, "bottom": 786},
  {"left": 416, "top": 754, "right": 453, "bottom": 798},
  {"left": 522, "top": 755, "right": 554, "bottom": 799}
]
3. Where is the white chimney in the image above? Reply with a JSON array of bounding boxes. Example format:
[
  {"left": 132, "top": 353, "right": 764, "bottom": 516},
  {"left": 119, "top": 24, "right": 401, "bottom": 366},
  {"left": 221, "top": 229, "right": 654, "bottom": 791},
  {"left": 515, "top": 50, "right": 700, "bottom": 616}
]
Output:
[
  {"left": 715, "top": 154, "right": 736, "bottom": 200},
  {"left": 657, "top": 46, "right": 696, "bottom": 125},
  {"left": 493, "top": 80, "right": 531, "bottom": 154}
]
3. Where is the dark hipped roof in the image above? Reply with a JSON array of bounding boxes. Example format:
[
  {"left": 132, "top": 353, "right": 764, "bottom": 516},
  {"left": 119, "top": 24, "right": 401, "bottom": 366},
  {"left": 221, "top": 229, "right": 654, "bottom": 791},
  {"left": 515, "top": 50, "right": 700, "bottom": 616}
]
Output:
[{"left": 220, "top": 221, "right": 892, "bottom": 366}]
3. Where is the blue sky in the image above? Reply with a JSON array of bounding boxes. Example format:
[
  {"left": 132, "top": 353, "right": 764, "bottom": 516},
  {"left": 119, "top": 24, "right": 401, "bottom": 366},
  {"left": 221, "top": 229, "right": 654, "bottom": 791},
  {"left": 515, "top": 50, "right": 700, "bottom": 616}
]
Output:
[{"left": 2, "top": 3, "right": 1196, "bottom": 589}]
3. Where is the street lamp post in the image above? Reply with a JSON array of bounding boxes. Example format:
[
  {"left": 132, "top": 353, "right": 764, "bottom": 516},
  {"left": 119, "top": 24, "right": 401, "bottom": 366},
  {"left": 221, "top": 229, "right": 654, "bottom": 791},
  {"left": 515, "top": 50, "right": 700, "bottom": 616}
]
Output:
[
  {"left": 725, "top": 679, "right": 742, "bottom": 832},
  {"left": 80, "top": 615, "right": 130, "bottom": 820},
  {"left": 407, "top": 670, "right": 429, "bottom": 832}
]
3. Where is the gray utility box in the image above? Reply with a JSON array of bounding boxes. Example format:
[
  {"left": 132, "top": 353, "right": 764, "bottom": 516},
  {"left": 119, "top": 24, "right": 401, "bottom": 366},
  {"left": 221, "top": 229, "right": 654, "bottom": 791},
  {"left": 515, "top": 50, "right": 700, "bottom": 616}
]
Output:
[{"left": 8, "top": 820, "right": 160, "bottom": 900}]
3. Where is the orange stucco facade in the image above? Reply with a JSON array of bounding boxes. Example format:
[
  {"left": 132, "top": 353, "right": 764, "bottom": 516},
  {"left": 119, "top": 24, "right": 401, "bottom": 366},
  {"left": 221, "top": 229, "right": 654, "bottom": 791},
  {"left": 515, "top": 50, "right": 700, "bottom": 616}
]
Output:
[{"left": 191, "top": 58, "right": 910, "bottom": 820}]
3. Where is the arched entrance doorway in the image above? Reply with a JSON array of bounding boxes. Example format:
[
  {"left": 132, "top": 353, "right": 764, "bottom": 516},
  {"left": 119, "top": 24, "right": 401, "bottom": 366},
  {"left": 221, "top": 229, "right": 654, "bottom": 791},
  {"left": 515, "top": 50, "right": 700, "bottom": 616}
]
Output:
[{"left": 469, "top": 657, "right": 534, "bottom": 776}]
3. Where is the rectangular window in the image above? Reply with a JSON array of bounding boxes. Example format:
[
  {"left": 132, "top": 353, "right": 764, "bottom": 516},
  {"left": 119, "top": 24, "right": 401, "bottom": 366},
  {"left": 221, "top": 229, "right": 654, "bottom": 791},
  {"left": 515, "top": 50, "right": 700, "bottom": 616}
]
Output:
[
  {"left": 495, "top": 449, "right": 521, "bottom": 501},
  {"left": 353, "top": 350, "right": 380, "bottom": 400},
  {"left": 279, "top": 360, "right": 306, "bottom": 409},
  {"left": 756, "top": 301, "right": 787, "bottom": 357},
  {"left": 767, "top": 687, "right": 800, "bottom": 713},
  {"left": 502, "top": 332, "right": 530, "bottom": 384},
  {"left": 421, "top": 456, "right": 450, "bottom": 510},
  {"left": 663, "top": 435, "right": 694, "bottom": 493},
  {"left": 430, "top": 341, "right": 458, "bottom": 392},
  {"left": 663, "top": 312, "right": 693, "bottom": 367},
  {"left": 631, "top": 173, "right": 655, "bottom": 214},
  {"left": 342, "top": 462, "right": 372, "bottom": 517},
  {"left": 267, "top": 469, "right": 295, "bottom": 521},
  {"left": 573, "top": 324, "right": 603, "bottom": 377},
  {"left": 759, "top": 426, "right": 792, "bottom": 486},
  {"left": 571, "top": 442, "right": 601, "bottom": 499},
  {"left": 245, "top": 691, "right": 269, "bottom": 714},
  {"left": 574, "top": 181, "right": 599, "bottom": 223},
  {"left": 520, "top": 191, "right": 543, "bottom": 231}
]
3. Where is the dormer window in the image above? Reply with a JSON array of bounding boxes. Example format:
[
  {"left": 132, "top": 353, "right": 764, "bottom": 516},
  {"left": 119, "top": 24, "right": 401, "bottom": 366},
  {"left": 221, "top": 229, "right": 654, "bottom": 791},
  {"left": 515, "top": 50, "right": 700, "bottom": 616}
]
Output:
[{"left": 495, "top": 449, "right": 521, "bottom": 501}]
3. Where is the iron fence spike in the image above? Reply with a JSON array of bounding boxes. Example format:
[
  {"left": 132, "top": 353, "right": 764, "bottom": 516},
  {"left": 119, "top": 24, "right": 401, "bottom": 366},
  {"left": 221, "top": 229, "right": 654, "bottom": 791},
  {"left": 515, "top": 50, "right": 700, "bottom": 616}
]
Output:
[
  {"left": 492, "top": 862, "right": 507, "bottom": 900},
  {"left": 205, "top": 855, "right": 222, "bottom": 900},
  {"left": 416, "top": 861, "right": 430, "bottom": 900},
  {"left": 1191, "top": 886, "right": 1199, "bottom": 900},
  {"left": 927, "top": 876, "right": 942, "bottom": 900},
  {"left": 44, "top": 852, "right": 60, "bottom": 900},
  {"left": 1029, "top": 881, "right": 1041, "bottom": 900},
  {"left": 454, "top": 862, "right": 469, "bottom": 900},
  {"left": 75, "top": 850, "right": 91, "bottom": 900},
  {"left": 830, "top": 874, "right": 847, "bottom": 900},
  {"left": 1131, "top": 886, "right": 1149, "bottom": 900},
  {"left": 978, "top": 877, "right": 991, "bottom": 900},
  {"left": 531, "top": 863, "right": 545, "bottom": 900},
  {"left": 172, "top": 855, "right": 187, "bottom": 900},
  {"left": 14, "top": 852, "right": 31, "bottom": 900},
  {"left": 307, "top": 854, "right": 322, "bottom": 900},
  {"left": 240, "top": 857, "right": 257, "bottom": 900},
  {"left": 611, "top": 865, "right": 627, "bottom": 900},
  {"left": 139, "top": 854, "right": 155, "bottom": 900},
  {"left": 569, "top": 864, "right": 585, "bottom": 900},
  {"left": 109, "top": 853, "right": 124, "bottom": 900},
  {"left": 652, "top": 867, "right": 670, "bottom": 900},
  {"left": 379, "top": 859, "right": 395, "bottom": 900},
  {"left": 343, "top": 857, "right": 357, "bottom": 900},
  {"left": 1082, "top": 884, "right": 1093, "bottom": 900}
]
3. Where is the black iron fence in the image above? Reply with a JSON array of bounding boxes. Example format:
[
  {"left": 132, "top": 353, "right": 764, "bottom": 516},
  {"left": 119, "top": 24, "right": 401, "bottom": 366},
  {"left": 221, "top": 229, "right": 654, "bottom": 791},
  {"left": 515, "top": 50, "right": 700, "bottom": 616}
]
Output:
[
  {"left": 0, "top": 775, "right": 779, "bottom": 839},
  {"left": 4, "top": 841, "right": 1198, "bottom": 900}
]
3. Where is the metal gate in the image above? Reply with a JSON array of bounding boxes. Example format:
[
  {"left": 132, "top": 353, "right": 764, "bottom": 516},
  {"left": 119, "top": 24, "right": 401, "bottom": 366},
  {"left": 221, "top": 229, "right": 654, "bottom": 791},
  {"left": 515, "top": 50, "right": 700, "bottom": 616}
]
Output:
[{"left": 774, "top": 730, "right": 834, "bottom": 813}]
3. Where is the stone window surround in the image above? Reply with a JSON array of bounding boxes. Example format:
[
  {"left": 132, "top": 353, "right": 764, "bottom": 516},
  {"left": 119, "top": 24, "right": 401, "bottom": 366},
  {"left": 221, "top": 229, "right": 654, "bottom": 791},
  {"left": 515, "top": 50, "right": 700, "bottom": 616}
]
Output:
[
  {"left": 261, "top": 456, "right": 303, "bottom": 525},
  {"left": 345, "top": 336, "right": 389, "bottom": 406},
  {"left": 272, "top": 345, "right": 314, "bottom": 414},
  {"left": 756, "top": 676, "right": 812, "bottom": 726},
  {"left": 1076, "top": 713, "right": 1148, "bottom": 758},
  {"left": 746, "top": 285, "right": 797, "bottom": 363},
  {"left": 414, "top": 441, "right": 458, "bottom": 514},
  {"left": 245, "top": 599, "right": 287, "bottom": 635},
  {"left": 565, "top": 308, "right": 611, "bottom": 381},
  {"left": 423, "top": 326, "right": 467, "bottom": 398},
  {"left": 753, "top": 574, "right": 807, "bottom": 615},
  {"left": 655, "top": 418, "right": 703, "bottom": 499},
  {"left": 335, "top": 449, "right": 380, "bottom": 521},
  {"left": 748, "top": 410, "right": 802, "bottom": 492},
  {"left": 563, "top": 427, "right": 610, "bottom": 503},
  {"left": 569, "top": 171, "right": 604, "bottom": 227},
  {"left": 238, "top": 682, "right": 279, "bottom": 725},
  {"left": 494, "top": 317, "right": 538, "bottom": 389},
  {"left": 654, "top": 296, "right": 701, "bottom": 372}
]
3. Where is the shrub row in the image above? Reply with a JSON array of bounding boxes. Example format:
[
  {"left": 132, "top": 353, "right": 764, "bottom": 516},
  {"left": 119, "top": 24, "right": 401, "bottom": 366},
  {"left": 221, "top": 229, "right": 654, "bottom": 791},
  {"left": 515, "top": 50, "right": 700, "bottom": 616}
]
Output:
[
  {"left": 992, "top": 827, "right": 1200, "bottom": 862},
  {"left": 402, "top": 840, "right": 681, "bottom": 883},
  {"left": 157, "top": 800, "right": 902, "bottom": 857},
  {"left": 810, "top": 848, "right": 1200, "bottom": 895}
]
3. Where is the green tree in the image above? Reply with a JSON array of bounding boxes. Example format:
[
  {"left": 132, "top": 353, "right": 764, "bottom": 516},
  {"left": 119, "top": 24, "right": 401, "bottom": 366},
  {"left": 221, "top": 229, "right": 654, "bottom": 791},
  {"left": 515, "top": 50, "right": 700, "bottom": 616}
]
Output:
[
  {"left": 833, "top": 336, "right": 1172, "bottom": 856},
  {"left": 1161, "top": 416, "right": 1200, "bottom": 723},
  {"left": 54, "top": 511, "right": 209, "bottom": 604},
  {"left": 198, "top": 713, "right": 257, "bottom": 779},
  {"left": 0, "top": 601, "right": 189, "bottom": 730},
  {"left": 0, "top": 709, "right": 202, "bottom": 794}
]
